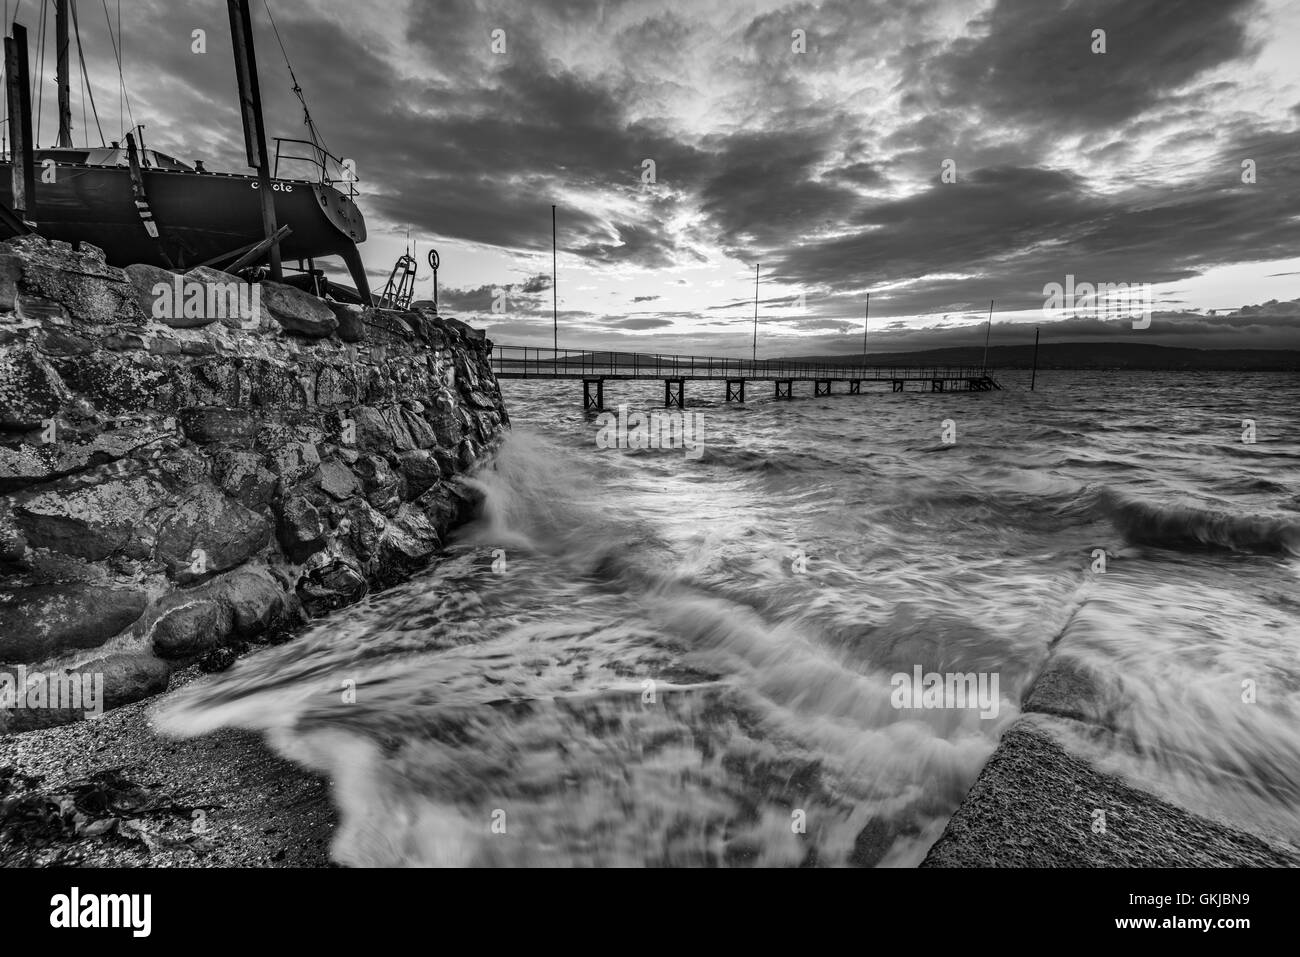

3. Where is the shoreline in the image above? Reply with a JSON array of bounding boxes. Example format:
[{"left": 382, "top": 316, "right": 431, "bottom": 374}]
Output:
[
  {"left": 8, "top": 632, "right": 1297, "bottom": 868},
  {"left": 0, "top": 664, "right": 334, "bottom": 868}
]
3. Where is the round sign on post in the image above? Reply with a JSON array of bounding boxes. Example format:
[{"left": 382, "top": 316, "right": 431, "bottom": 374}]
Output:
[{"left": 427, "top": 249, "right": 440, "bottom": 313}]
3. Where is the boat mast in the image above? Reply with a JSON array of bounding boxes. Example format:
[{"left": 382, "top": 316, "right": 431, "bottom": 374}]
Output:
[
  {"left": 55, "top": 0, "right": 72, "bottom": 147},
  {"left": 227, "top": 0, "right": 282, "bottom": 282},
  {"left": 5, "top": 22, "right": 37, "bottom": 216}
]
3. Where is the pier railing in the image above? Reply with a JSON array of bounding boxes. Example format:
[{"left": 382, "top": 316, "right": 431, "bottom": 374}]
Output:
[{"left": 492, "top": 345, "right": 988, "bottom": 382}]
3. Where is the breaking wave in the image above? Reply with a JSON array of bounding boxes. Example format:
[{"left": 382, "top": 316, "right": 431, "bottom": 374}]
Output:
[{"left": 1097, "top": 487, "right": 1300, "bottom": 556}]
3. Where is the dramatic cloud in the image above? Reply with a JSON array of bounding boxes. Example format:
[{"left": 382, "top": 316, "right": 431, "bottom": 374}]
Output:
[
  {"left": 43, "top": 0, "right": 1300, "bottom": 354},
  {"left": 915, "top": 0, "right": 1260, "bottom": 130}
]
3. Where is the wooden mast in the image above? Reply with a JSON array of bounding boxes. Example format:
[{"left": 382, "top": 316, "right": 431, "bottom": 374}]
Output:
[
  {"left": 5, "top": 23, "right": 36, "bottom": 216},
  {"left": 227, "top": 0, "right": 281, "bottom": 281},
  {"left": 55, "top": 0, "right": 72, "bottom": 148}
]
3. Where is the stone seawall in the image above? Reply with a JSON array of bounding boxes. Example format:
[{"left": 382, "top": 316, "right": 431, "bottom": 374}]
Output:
[{"left": 0, "top": 236, "right": 508, "bottom": 732}]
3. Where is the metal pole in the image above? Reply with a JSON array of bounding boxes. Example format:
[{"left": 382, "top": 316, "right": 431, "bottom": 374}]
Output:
[
  {"left": 552, "top": 205, "right": 558, "bottom": 354},
  {"left": 1030, "top": 325, "right": 1040, "bottom": 391},
  {"left": 862, "top": 291, "right": 870, "bottom": 365},
  {"left": 752, "top": 264, "right": 759, "bottom": 367},
  {"left": 982, "top": 299, "right": 994, "bottom": 374},
  {"left": 427, "top": 249, "right": 440, "bottom": 313}
]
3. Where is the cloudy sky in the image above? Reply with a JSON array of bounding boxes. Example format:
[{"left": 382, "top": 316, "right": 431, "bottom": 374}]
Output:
[{"left": 28, "top": 0, "right": 1300, "bottom": 354}]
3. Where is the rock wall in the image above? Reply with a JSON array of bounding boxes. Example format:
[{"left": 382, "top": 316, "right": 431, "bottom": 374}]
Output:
[{"left": 0, "top": 236, "right": 508, "bottom": 731}]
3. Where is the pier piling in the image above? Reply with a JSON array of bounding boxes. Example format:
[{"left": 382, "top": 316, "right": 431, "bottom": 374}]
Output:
[{"left": 664, "top": 377, "right": 685, "bottom": 409}]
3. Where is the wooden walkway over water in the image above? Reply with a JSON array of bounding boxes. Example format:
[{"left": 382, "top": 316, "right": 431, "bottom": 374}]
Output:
[{"left": 491, "top": 345, "right": 1002, "bottom": 410}]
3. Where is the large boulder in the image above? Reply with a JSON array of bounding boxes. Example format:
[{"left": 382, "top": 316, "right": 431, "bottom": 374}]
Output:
[
  {"left": 0, "top": 348, "right": 66, "bottom": 430},
  {"left": 397, "top": 448, "right": 442, "bottom": 499},
  {"left": 185, "top": 266, "right": 253, "bottom": 329},
  {"left": 401, "top": 407, "right": 438, "bottom": 448},
  {"left": 151, "top": 598, "right": 232, "bottom": 660},
  {"left": 207, "top": 566, "right": 285, "bottom": 638},
  {"left": 415, "top": 481, "right": 476, "bottom": 533},
  {"left": 212, "top": 448, "right": 277, "bottom": 509},
  {"left": 13, "top": 473, "right": 167, "bottom": 561},
  {"left": 328, "top": 302, "right": 366, "bottom": 343},
  {"left": 261, "top": 281, "right": 338, "bottom": 338},
  {"left": 126, "top": 263, "right": 194, "bottom": 326},
  {"left": 267, "top": 441, "right": 321, "bottom": 484},
  {"left": 342, "top": 499, "right": 386, "bottom": 562},
  {"left": 355, "top": 453, "right": 402, "bottom": 512},
  {"left": 277, "top": 494, "right": 327, "bottom": 561},
  {"left": 82, "top": 651, "right": 172, "bottom": 711},
  {"left": 424, "top": 405, "right": 463, "bottom": 449},
  {"left": 314, "top": 458, "right": 361, "bottom": 501},
  {"left": 5, "top": 236, "right": 137, "bottom": 324},
  {"left": 0, "top": 584, "right": 147, "bottom": 664},
  {"left": 154, "top": 484, "right": 272, "bottom": 583},
  {"left": 375, "top": 505, "right": 441, "bottom": 583},
  {"left": 349, "top": 405, "right": 415, "bottom": 454},
  {"left": 141, "top": 565, "right": 283, "bottom": 661}
]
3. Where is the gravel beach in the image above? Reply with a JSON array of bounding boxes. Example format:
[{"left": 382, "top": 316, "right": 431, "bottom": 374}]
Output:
[{"left": 0, "top": 664, "right": 334, "bottom": 868}]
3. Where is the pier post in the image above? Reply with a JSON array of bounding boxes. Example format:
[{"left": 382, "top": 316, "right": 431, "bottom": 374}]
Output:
[
  {"left": 583, "top": 377, "right": 604, "bottom": 412},
  {"left": 848, "top": 380, "right": 861, "bottom": 395},
  {"left": 664, "top": 377, "right": 685, "bottom": 409},
  {"left": 814, "top": 379, "right": 832, "bottom": 397},
  {"left": 774, "top": 379, "right": 793, "bottom": 400},
  {"left": 725, "top": 378, "right": 745, "bottom": 403}
]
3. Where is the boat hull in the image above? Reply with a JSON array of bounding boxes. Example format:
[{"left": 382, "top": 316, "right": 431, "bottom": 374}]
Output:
[{"left": 0, "top": 162, "right": 368, "bottom": 287}]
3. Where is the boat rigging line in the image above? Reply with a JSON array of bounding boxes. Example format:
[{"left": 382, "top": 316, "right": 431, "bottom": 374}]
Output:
[
  {"left": 99, "top": 0, "right": 132, "bottom": 141},
  {"left": 32, "top": 0, "right": 44, "bottom": 144},
  {"left": 70, "top": 0, "right": 104, "bottom": 145},
  {"left": 261, "top": 0, "right": 329, "bottom": 156}
]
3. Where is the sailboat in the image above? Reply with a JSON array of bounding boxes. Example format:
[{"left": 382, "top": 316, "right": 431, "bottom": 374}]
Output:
[{"left": 0, "top": 0, "right": 372, "bottom": 302}]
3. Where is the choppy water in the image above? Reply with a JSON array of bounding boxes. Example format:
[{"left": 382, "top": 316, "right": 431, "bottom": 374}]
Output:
[{"left": 160, "top": 370, "right": 1300, "bottom": 866}]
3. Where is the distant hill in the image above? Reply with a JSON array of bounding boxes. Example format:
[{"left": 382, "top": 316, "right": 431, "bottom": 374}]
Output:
[{"left": 788, "top": 342, "right": 1300, "bottom": 372}]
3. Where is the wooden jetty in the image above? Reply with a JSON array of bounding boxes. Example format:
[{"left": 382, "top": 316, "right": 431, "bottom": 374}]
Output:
[{"left": 491, "top": 345, "right": 1002, "bottom": 411}]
